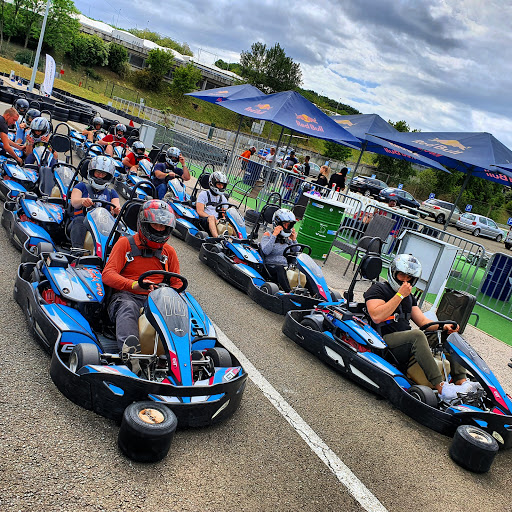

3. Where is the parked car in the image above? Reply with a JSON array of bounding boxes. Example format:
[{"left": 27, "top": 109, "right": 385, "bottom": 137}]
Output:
[
  {"left": 307, "top": 162, "right": 321, "bottom": 178},
  {"left": 349, "top": 176, "right": 388, "bottom": 198},
  {"left": 456, "top": 213, "right": 504, "bottom": 241},
  {"left": 378, "top": 187, "right": 420, "bottom": 209},
  {"left": 419, "top": 198, "right": 461, "bottom": 225}
]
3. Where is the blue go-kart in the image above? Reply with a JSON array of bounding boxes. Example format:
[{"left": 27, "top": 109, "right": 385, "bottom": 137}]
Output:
[
  {"left": 282, "top": 252, "right": 512, "bottom": 473},
  {"left": 114, "top": 157, "right": 153, "bottom": 200},
  {"left": 14, "top": 245, "right": 247, "bottom": 461}
]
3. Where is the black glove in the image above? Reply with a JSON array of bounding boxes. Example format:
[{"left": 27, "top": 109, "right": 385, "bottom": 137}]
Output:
[{"left": 165, "top": 173, "right": 172, "bottom": 182}]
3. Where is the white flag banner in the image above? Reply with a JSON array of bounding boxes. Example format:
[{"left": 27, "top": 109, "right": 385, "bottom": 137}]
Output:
[{"left": 42, "top": 54, "right": 56, "bottom": 97}]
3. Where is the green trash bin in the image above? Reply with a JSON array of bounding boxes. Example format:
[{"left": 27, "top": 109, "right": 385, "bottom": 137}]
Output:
[
  {"left": 208, "top": 123, "right": 215, "bottom": 139},
  {"left": 296, "top": 195, "right": 346, "bottom": 260}
]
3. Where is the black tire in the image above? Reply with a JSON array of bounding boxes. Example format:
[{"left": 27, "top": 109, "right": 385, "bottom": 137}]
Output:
[
  {"left": 244, "top": 209, "right": 260, "bottom": 225},
  {"left": 505, "top": 243, "right": 511, "bottom": 250},
  {"left": 495, "top": 234, "right": 503, "bottom": 242},
  {"left": 53, "top": 111, "right": 69, "bottom": 122},
  {"left": 261, "top": 282, "right": 279, "bottom": 295},
  {"left": 210, "top": 243, "right": 223, "bottom": 253},
  {"left": 118, "top": 401, "right": 178, "bottom": 463},
  {"left": 35, "top": 241, "right": 54, "bottom": 256},
  {"left": 205, "top": 347, "right": 232, "bottom": 367},
  {"left": 197, "top": 230, "right": 208, "bottom": 240},
  {"left": 301, "top": 315, "right": 324, "bottom": 331},
  {"left": 408, "top": 385, "right": 438, "bottom": 408},
  {"left": 364, "top": 189, "right": 371, "bottom": 197},
  {"left": 449, "top": 425, "right": 499, "bottom": 473},
  {"left": 69, "top": 343, "right": 100, "bottom": 372},
  {"left": 329, "top": 289, "right": 343, "bottom": 301},
  {"left": 435, "top": 214, "right": 445, "bottom": 224},
  {"left": 473, "top": 228, "right": 480, "bottom": 237},
  {"left": 456, "top": 226, "right": 462, "bottom": 231}
]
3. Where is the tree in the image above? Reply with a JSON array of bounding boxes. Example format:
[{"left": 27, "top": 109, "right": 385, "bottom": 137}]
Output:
[
  {"left": 171, "top": 63, "right": 201, "bottom": 95},
  {"left": 240, "top": 42, "right": 302, "bottom": 93},
  {"left": 66, "top": 33, "right": 108, "bottom": 69},
  {"left": 373, "top": 119, "right": 416, "bottom": 183},
  {"left": 108, "top": 42, "right": 128, "bottom": 75},
  {"left": 324, "top": 141, "right": 352, "bottom": 162},
  {"left": 18, "top": 0, "right": 45, "bottom": 48},
  {"left": 145, "top": 48, "right": 175, "bottom": 89},
  {"left": 43, "top": 0, "right": 80, "bottom": 53}
]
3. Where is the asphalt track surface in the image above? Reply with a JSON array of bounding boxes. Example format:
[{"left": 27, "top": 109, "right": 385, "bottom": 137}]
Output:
[{"left": 0, "top": 95, "right": 512, "bottom": 510}]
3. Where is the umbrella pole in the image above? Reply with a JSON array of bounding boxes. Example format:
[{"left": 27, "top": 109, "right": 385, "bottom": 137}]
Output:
[
  {"left": 257, "top": 126, "right": 285, "bottom": 210},
  {"left": 444, "top": 168, "right": 472, "bottom": 231},
  {"left": 225, "top": 114, "right": 244, "bottom": 174},
  {"left": 346, "top": 140, "right": 368, "bottom": 189}
]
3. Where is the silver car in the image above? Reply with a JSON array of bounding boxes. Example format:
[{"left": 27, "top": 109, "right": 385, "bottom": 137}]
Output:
[{"left": 456, "top": 213, "right": 504, "bottom": 241}]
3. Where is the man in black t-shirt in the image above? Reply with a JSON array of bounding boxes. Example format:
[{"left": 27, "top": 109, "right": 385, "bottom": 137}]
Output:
[
  {"left": 0, "top": 108, "right": 24, "bottom": 165},
  {"left": 364, "top": 254, "right": 472, "bottom": 401},
  {"left": 328, "top": 167, "right": 348, "bottom": 191}
]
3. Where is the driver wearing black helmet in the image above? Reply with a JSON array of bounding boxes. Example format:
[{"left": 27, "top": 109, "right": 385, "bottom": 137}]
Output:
[{"left": 364, "top": 254, "right": 476, "bottom": 401}]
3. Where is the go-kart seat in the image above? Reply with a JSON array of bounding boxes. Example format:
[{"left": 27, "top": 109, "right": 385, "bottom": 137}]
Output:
[
  {"left": 189, "top": 172, "right": 211, "bottom": 205},
  {"left": 122, "top": 202, "right": 143, "bottom": 232},
  {"left": 407, "top": 357, "right": 451, "bottom": 389}
]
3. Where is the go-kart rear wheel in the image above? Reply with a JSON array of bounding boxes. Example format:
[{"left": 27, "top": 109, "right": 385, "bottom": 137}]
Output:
[
  {"left": 205, "top": 347, "right": 232, "bottom": 367},
  {"left": 261, "top": 282, "right": 279, "bottom": 295},
  {"left": 35, "top": 241, "right": 54, "bottom": 256},
  {"left": 408, "top": 385, "right": 438, "bottom": 408},
  {"left": 69, "top": 343, "right": 100, "bottom": 373},
  {"left": 301, "top": 315, "right": 324, "bottom": 331},
  {"left": 449, "top": 425, "right": 499, "bottom": 473},
  {"left": 118, "top": 401, "right": 178, "bottom": 463},
  {"left": 197, "top": 231, "right": 208, "bottom": 240},
  {"left": 329, "top": 289, "right": 343, "bottom": 302}
]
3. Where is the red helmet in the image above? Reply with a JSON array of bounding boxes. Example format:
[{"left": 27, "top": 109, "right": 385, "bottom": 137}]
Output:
[{"left": 137, "top": 200, "right": 176, "bottom": 249}]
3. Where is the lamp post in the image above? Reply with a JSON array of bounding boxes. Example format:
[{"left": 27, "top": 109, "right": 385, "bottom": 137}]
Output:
[{"left": 28, "top": 0, "right": 51, "bottom": 93}]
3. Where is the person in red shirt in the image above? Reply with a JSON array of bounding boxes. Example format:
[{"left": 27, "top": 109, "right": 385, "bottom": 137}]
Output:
[
  {"left": 97, "top": 123, "right": 127, "bottom": 156},
  {"left": 122, "top": 140, "right": 150, "bottom": 173},
  {"left": 102, "top": 199, "right": 181, "bottom": 351}
]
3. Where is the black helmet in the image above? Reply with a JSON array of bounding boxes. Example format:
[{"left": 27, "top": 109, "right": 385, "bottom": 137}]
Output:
[
  {"left": 137, "top": 199, "right": 176, "bottom": 249},
  {"left": 272, "top": 208, "right": 296, "bottom": 238},
  {"left": 14, "top": 98, "right": 29, "bottom": 115},
  {"left": 132, "top": 140, "right": 146, "bottom": 157},
  {"left": 26, "top": 108, "right": 41, "bottom": 124},
  {"left": 87, "top": 155, "right": 115, "bottom": 191},
  {"left": 92, "top": 116, "right": 103, "bottom": 128},
  {"left": 388, "top": 254, "right": 422, "bottom": 292}
]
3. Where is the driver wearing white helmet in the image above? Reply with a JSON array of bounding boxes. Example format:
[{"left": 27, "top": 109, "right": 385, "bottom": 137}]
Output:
[
  {"left": 196, "top": 171, "right": 229, "bottom": 237},
  {"left": 364, "top": 254, "right": 475, "bottom": 401},
  {"left": 69, "top": 155, "right": 120, "bottom": 249},
  {"left": 260, "top": 209, "right": 298, "bottom": 292}
]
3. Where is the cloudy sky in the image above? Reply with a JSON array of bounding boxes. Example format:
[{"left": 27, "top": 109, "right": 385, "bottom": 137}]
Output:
[{"left": 74, "top": 0, "right": 512, "bottom": 147}]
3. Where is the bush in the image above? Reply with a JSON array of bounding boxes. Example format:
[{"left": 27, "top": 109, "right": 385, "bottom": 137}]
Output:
[
  {"left": 15, "top": 50, "right": 33, "bottom": 66},
  {"left": 132, "top": 69, "right": 160, "bottom": 91},
  {"left": 85, "top": 68, "right": 102, "bottom": 81}
]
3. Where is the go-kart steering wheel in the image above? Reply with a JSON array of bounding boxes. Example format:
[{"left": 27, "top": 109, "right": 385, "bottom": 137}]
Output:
[
  {"left": 84, "top": 199, "right": 116, "bottom": 211},
  {"left": 419, "top": 320, "right": 458, "bottom": 332},
  {"left": 137, "top": 270, "right": 188, "bottom": 293},
  {"left": 283, "top": 243, "right": 312, "bottom": 258},
  {"left": 215, "top": 203, "right": 234, "bottom": 213}
]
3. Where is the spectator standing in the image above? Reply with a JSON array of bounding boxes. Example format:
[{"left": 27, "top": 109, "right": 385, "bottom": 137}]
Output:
[
  {"left": 240, "top": 145, "right": 256, "bottom": 171},
  {"left": 303, "top": 156, "right": 311, "bottom": 177},
  {"left": 314, "top": 165, "right": 330, "bottom": 188},
  {"left": 328, "top": 167, "right": 349, "bottom": 192}
]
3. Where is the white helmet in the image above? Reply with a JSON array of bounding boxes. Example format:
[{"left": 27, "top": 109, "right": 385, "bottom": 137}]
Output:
[
  {"left": 272, "top": 208, "right": 296, "bottom": 238},
  {"left": 166, "top": 146, "right": 181, "bottom": 165},
  {"left": 88, "top": 155, "right": 115, "bottom": 191},
  {"left": 30, "top": 117, "right": 50, "bottom": 139},
  {"left": 209, "top": 171, "right": 228, "bottom": 196},
  {"left": 388, "top": 254, "right": 422, "bottom": 292}
]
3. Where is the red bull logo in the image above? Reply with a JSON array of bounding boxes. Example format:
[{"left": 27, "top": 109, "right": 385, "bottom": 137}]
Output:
[
  {"left": 244, "top": 103, "right": 273, "bottom": 115},
  {"left": 208, "top": 90, "right": 229, "bottom": 95},
  {"left": 430, "top": 139, "right": 470, "bottom": 151},
  {"left": 295, "top": 113, "right": 324, "bottom": 133},
  {"left": 296, "top": 113, "right": 317, "bottom": 123},
  {"left": 336, "top": 120, "right": 354, "bottom": 126}
]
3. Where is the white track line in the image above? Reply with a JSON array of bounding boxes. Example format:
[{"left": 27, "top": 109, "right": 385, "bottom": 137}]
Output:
[{"left": 214, "top": 323, "right": 388, "bottom": 512}]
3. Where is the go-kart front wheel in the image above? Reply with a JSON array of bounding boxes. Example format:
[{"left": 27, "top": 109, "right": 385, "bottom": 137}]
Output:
[
  {"left": 408, "top": 385, "right": 438, "bottom": 408},
  {"left": 69, "top": 343, "right": 100, "bottom": 373},
  {"left": 449, "top": 425, "right": 499, "bottom": 473},
  {"left": 301, "top": 315, "right": 324, "bottom": 331},
  {"left": 118, "top": 401, "right": 178, "bottom": 463},
  {"left": 205, "top": 347, "right": 232, "bottom": 367}
]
